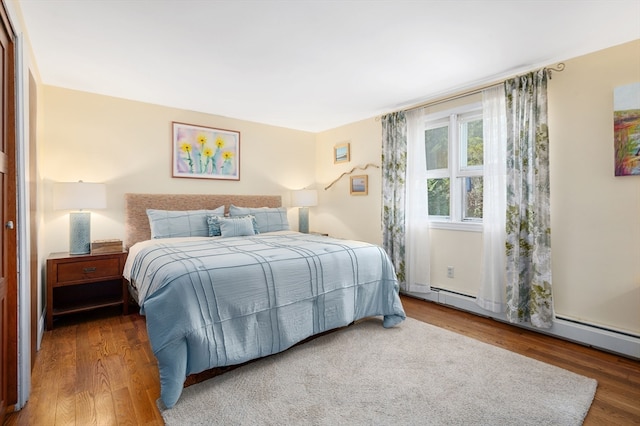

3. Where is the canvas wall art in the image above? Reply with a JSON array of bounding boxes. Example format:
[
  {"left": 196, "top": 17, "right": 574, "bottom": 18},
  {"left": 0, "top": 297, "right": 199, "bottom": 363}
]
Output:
[{"left": 614, "top": 82, "right": 640, "bottom": 176}]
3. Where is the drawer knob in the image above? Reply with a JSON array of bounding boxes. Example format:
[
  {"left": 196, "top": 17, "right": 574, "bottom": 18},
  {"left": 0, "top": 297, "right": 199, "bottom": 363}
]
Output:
[{"left": 83, "top": 267, "right": 97, "bottom": 273}]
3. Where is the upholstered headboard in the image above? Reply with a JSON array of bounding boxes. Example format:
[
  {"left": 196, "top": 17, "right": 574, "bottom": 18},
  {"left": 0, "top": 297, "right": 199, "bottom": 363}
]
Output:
[{"left": 124, "top": 193, "right": 282, "bottom": 249}]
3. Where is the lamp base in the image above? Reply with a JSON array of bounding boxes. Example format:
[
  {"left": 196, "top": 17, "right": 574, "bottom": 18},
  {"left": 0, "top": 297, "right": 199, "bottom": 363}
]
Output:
[
  {"left": 298, "top": 207, "right": 310, "bottom": 234},
  {"left": 69, "top": 211, "right": 91, "bottom": 255}
]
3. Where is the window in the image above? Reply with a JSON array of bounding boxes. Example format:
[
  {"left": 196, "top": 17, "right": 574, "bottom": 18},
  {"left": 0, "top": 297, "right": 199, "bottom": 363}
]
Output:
[{"left": 424, "top": 103, "right": 483, "bottom": 229}]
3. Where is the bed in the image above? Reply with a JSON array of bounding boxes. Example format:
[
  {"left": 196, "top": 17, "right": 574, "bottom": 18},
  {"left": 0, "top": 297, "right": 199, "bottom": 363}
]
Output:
[{"left": 122, "top": 193, "right": 406, "bottom": 408}]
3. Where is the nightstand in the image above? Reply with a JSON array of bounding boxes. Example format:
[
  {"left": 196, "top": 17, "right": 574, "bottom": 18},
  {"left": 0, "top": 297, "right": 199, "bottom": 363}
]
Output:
[{"left": 46, "top": 250, "right": 129, "bottom": 329}]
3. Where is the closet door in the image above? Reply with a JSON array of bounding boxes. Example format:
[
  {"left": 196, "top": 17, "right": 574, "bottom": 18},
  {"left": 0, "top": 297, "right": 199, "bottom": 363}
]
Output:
[{"left": 0, "top": 2, "right": 16, "bottom": 420}]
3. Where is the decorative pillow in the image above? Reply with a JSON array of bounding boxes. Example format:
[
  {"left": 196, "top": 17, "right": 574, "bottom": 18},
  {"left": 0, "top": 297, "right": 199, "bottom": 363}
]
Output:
[
  {"left": 218, "top": 216, "right": 257, "bottom": 238},
  {"left": 147, "top": 206, "right": 225, "bottom": 239},
  {"left": 229, "top": 205, "right": 290, "bottom": 233},
  {"left": 207, "top": 214, "right": 259, "bottom": 237}
]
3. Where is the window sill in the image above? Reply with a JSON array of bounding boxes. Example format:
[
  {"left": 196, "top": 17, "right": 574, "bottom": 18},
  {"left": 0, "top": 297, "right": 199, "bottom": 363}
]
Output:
[{"left": 428, "top": 221, "right": 482, "bottom": 232}]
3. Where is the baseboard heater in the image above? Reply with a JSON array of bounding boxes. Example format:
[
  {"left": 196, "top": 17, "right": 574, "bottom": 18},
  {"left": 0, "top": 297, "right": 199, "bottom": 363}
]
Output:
[{"left": 403, "top": 287, "right": 640, "bottom": 361}]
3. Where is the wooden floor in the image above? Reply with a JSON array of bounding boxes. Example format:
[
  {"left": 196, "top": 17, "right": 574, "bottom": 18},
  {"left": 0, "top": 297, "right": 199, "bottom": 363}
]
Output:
[{"left": 5, "top": 295, "right": 640, "bottom": 425}]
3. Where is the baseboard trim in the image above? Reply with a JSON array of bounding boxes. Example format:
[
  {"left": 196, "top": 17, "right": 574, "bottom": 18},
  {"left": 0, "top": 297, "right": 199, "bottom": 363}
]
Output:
[{"left": 404, "top": 288, "right": 640, "bottom": 360}]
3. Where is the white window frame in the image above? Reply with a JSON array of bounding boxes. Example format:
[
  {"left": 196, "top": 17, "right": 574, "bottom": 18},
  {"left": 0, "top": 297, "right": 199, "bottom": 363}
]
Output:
[{"left": 425, "top": 102, "right": 483, "bottom": 232}]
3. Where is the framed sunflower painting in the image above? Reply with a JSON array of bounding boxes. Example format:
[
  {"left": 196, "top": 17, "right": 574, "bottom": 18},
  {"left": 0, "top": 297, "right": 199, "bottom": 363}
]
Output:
[{"left": 172, "top": 122, "right": 240, "bottom": 180}]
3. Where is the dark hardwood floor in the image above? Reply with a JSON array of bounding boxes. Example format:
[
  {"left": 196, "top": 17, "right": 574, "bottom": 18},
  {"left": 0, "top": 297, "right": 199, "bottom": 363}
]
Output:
[{"left": 5, "top": 295, "right": 640, "bottom": 425}]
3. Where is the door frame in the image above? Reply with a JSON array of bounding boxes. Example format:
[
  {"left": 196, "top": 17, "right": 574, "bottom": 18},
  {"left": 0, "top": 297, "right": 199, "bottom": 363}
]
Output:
[{"left": 14, "top": 32, "right": 30, "bottom": 410}]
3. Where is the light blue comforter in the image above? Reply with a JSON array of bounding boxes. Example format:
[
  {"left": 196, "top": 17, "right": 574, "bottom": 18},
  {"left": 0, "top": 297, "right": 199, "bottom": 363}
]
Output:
[{"left": 126, "top": 232, "right": 406, "bottom": 408}]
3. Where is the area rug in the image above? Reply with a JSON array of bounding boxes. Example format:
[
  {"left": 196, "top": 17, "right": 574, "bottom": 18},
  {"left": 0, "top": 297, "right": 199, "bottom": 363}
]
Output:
[{"left": 160, "top": 317, "right": 597, "bottom": 425}]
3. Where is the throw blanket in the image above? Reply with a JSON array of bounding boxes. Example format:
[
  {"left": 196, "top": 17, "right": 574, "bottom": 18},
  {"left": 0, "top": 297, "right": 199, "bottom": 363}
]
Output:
[{"left": 125, "top": 232, "right": 406, "bottom": 408}]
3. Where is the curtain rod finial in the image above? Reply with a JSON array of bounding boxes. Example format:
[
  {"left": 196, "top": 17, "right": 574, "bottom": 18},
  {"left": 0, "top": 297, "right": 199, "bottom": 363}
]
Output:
[{"left": 546, "top": 62, "right": 566, "bottom": 79}]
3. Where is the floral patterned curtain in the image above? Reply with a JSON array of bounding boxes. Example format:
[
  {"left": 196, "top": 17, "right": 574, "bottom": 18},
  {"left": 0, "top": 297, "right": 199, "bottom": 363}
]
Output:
[
  {"left": 381, "top": 112, "right": 407, "bottom": 287},
  {"left": 504, "top": 69, "right": 553, "bottom": 328}
]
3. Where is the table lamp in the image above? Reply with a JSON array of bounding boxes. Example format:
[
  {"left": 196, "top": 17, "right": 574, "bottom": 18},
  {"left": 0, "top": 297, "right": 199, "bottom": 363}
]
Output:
[
  {"left": 53, "top": 181, "right": 106, "bottom": 254},
  {"left": 291, "top": 189, "right": 318, "bottom": 234}
]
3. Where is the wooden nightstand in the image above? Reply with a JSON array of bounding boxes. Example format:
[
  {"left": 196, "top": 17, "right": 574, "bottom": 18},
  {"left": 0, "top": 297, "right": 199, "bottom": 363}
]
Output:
[{"left": 46, "top": 250, "right": 129, "bottom": 330}]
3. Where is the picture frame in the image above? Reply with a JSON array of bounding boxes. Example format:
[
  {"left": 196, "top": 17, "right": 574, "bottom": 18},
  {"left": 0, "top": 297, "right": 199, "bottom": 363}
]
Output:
[
  {"left": 350, "top": 175, "right": 368, "bottom": 195},
  {"left": 334, "top": 142, "right": 350, "bottom": 164},
  {"left": 172, "top": 121, "right": 240, "bottom": 180}
]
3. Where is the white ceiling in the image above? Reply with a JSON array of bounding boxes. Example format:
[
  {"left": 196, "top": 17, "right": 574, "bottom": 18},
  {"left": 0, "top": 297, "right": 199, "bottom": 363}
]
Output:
[{"left": 18, "top": 0, "right": 640, "bottom": 132}]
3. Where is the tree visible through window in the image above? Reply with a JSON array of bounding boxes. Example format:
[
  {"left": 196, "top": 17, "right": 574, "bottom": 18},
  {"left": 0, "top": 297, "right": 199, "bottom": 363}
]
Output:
[
  {"left": 462, "top": 117, "right": 483, "bottom": 220},
  {"left": 424, "top": 105, "right": 483, "bottom": 224}
]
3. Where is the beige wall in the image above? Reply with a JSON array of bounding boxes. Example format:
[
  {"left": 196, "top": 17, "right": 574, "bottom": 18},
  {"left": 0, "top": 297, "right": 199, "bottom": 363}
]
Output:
[
  {"left": 39, "top": 41, "right": 639, "bottom": 335},
  {"left": 315, "top": 40, "right": 640, "bottom": 335},
  {"left": 315, "top": 117, "right": 383, "bottom": 244},
  {"left": 41, "top": 87, "right": 316, "bottom": 256},
  {"left": 548, "top": 40, "right": 640, "bottom": 334}
]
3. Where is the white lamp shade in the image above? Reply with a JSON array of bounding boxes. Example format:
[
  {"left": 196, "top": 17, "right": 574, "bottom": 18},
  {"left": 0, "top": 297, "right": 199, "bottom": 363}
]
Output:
[
  {"left": 54, "top": 182, "right": 107, "bottom": 210},
  {"left": 291, "top": 189, "right": 318, "bottom": 207}
]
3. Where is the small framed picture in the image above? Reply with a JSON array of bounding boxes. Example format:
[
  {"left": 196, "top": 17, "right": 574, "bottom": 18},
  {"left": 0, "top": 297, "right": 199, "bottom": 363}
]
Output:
[
  {"left": 350, "top": 175, "right": 368, "bottom": 196},
  {"left": 333, "top": 142, "right": 350, "bottom": 164}
]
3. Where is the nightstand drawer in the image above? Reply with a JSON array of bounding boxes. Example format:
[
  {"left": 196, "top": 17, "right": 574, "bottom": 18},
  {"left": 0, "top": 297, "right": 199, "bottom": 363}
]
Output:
[{"left": 56, "top": 258, "right": 121, "bottom": 285}]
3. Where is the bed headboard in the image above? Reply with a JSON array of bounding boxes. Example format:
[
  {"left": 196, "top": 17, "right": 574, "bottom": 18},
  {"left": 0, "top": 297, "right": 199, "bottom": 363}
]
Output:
[{"left": 124, "top": 193, "right": 282, "bottom": 249}]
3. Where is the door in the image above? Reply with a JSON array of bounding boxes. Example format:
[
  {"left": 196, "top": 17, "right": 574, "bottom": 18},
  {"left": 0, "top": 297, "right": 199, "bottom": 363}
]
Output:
[{"left": 0, "top": 2, "right": 16, "bottom": 421}]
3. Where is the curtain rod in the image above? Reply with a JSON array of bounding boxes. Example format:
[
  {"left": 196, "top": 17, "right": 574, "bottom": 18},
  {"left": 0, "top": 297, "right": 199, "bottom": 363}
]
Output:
[{"left": 385, "top": 63, "right": 566, "bottom": 115}]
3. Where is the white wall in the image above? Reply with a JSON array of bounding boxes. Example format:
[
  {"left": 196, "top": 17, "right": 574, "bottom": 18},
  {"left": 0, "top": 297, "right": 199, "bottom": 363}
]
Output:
[{"left": 41, "top": 86, "right": 316, "bottom": 256}]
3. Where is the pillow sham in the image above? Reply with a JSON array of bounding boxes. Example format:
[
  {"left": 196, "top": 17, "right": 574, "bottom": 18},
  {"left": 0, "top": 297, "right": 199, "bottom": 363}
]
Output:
[
  {"left": 218, "top": 216, "right": 257, "bottom": 238},
  {"left": 207, "top": 214, "right": 259, "bottom": 237},
  {"left": 147, "top": 206, "right": 225, "bottom": 239},
  {"left": 228, "top": 205, "right": 290, "bottom": 233}
]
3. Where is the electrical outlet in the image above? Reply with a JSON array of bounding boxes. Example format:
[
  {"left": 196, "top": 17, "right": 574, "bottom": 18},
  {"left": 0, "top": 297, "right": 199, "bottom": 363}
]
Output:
[{"left": 447, "top": 266, "right": 454, "bottom": 278}]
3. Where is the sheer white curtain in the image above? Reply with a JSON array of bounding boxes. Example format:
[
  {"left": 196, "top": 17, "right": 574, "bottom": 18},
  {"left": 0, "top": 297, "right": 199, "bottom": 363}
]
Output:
[
  {"left": 405, "top": 108, "right": 430, "bottom": 293},
  {"left": 476, "top": 85, "right": 507, "bottom": 312}
]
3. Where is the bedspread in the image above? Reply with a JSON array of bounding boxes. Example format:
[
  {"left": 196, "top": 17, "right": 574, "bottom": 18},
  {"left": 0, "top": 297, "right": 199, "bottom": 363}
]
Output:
[{"left": 125, "top": 232, "right": 406, "bottom": 408}]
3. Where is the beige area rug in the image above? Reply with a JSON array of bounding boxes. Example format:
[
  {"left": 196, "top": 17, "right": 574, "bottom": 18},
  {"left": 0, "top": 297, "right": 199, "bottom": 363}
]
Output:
[{"left": 160, "top": 317, "right": 597, "bottom": 425}]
